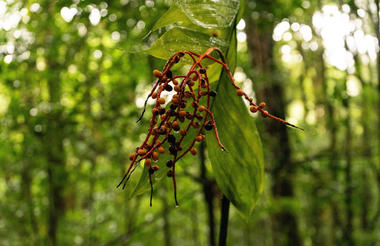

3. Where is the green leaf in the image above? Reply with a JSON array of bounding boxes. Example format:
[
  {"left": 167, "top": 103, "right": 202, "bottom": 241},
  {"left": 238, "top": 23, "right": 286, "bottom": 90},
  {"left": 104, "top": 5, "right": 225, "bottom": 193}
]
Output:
[
  {"left": 206, "top": 32, "right": 265, "bottom": 216},
  {"left": 179, "top": 0, "right": 240, "bottom": 29},
  {"left": 153, "top": 0, "right": 240, "bottom": 30},
  {"left": 146, "top": 27, "right": 228, "bottom": 61}
]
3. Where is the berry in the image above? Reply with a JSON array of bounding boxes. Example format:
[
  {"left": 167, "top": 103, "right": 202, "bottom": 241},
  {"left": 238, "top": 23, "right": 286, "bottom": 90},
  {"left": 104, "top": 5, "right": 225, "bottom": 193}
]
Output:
[
  {"left": 165, "top": 84, "right": 173, "bottom": 91},
  {"left": 158, "top": 146, "right": 165, "bottom": 154},
  {"left": 158, "top": 97, "right": 166, "bottom": 104},
  {"left": 166, "top": 70, "right": 173, "bottom": 78},
  {"left": 137, "top": 149, "right": 146, "bottom": 155},
  {"left": 129, "top": 153, "right": 136, "bottom": 161},
  {"left": 205, "top": 121, "right": 213, "bottom": 131},
  {"left": 152, "top": 152, "right": 159, "bottom": 161},
  {"left": 145, "top": 158, "right": 152, "bottom": 166},
  {"left": 167, "top": 170, "right": 173, "bottom": 177},
  {"left": 259, "top": 102, "right": 266, "bottom": 108},
  {"left": 209, "top": 91, "right": 217, "bottom": 97},
  {"left": 190, "top": 147, "right": 197, "bottom": 155},
  {"left": 166, "top": 160, "right": 173, "bottom": 168},
  {"left": 153, "top": 69, "right": 162, "bottom": 78},
  {"left": 152, "top": 92, "right": 157, "bottom": 99},
  {"left": 198, "top": 105, "right": 206, "bottom": 112},
  {"left": 236, "top": 89, "right": 244, "bottom": 96},
  {"left": 199, "top": 68, "right": 206, "bottom": 74},
  {"left": 169, "top": 146, "right": 177, "bottom": 155},
  {"left": 250, "top": 106, "right": 258, "bottom": 113},
  {"left": 168, "top": 134, "right": 176, "bottom": 144}
]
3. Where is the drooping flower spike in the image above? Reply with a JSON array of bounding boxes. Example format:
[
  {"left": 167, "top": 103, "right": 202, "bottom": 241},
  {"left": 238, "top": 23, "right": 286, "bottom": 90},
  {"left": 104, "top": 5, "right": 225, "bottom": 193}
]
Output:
[{"left": 117, "top": 47, "right": 302, "bottom": 206}]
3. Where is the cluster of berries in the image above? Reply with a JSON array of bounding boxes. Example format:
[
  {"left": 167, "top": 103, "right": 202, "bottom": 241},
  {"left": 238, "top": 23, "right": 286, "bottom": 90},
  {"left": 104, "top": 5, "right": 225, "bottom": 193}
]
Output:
[{"left": 117, "top": 47, "right": 301, "bottom": 206}]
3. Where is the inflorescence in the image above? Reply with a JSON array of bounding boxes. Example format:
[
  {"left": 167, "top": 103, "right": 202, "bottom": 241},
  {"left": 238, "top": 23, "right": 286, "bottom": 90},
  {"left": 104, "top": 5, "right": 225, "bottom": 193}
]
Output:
[{"left": 117, "top": 47, "right": 302, "bottom": 206}]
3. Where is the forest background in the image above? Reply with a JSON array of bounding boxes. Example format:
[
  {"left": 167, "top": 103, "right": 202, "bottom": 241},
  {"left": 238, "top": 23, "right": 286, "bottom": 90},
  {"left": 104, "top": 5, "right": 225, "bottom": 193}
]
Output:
[{"left": 0, "top": 0, "right": 379, "bottom": 246}]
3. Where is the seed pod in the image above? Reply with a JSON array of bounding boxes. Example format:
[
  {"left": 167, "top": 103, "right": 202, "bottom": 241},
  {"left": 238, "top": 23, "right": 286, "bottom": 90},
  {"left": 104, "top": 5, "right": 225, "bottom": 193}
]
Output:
[
  {"left": 188, "top": 80, "right": 195, "bottom": 86},
  {"left": 152, "top": 92, "right": 158, "bottom": 99},
  {"left": 158, "top": 146, "right": 165, "bottom": 153},
  {"left": 137, "top": 149, "right": 146, "bottom": 155},
  {"left": 158, "top": 97, "right": 166, "bottom": 104},
  {"left": 190, "top": 147, "right": 198, "bottom": 155},
  {"left": 191, "top": 73, "right": 198, "bottom": 81},
  {"left": 172, "top": 79, "right": 179, "bottom": 85},
  {"left": 236, "top": 89, "right": 244, "bottom": 96},
  {"left": 153, "top": 69, "right": 162, "bottom": 78},
  {"left": 129, "top": 153, "right": 136, "bottom": 161}
]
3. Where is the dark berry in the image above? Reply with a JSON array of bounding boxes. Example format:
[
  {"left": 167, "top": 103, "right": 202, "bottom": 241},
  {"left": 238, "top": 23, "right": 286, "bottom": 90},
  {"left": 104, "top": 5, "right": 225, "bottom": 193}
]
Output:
[
  {"left": 166, "top": 160, "right": 173, "bottom": 168},
  {"left": 167, "top": 170, "right": 173, "bottom": 177},
  {"left": 169, "top": 146, "right": 177, "bottom": 155},
  {"left": 166, "top": 70, "right": 172, "bottom": 78},
  {"left": 199, "top": 68, "right": 206, "bottom": 74},
  {"left": 170, "top": 104, "right": 177, "bottom": 110},
  {"left": 168, "top": 134, "right": 176, "bottom": 144},
  {"left": 209, "top": 91, "right": 217, "bottom": 97},
  {"left": 149, "top": 167, "right": 155, "bottom": 174},
  {"left": 159, "top": 108, "right": 166, "bottom": 115},
  {"left": 165, "top": 84, "right": 173, "bottom": 91},
  {"left": 205, "top": 121, "right": 213, "bottom": 131}
]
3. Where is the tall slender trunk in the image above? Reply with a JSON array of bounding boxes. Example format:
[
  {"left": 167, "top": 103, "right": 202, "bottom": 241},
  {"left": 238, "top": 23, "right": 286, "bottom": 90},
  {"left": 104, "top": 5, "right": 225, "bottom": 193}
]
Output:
[
  {"left": 162, "top": 194, "right": 172, "bottom": 246},
  {"left": 342, "top": 74, "right": 354, "bottom": 246},
  {"left": 246, "top": 18, "right": 302, "bottom": 246},
  {"left": 375, "top": 0, "right": 380, "bottom": 157},
  {"left": 200, "top": 141, "right": 216, "bottom": 246},
  {"left": 44, "top": 4, "right": 66, "bottom": 245}
]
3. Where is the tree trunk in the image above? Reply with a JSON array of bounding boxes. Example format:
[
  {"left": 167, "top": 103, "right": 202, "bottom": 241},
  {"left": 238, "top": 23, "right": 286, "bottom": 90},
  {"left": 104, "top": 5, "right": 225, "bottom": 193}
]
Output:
[
  {"left": 246, "top": 17, "right": 302, "bottom": 246},
  {"left": 200, "top": 141, "right": 216, "bottom": 246}
]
